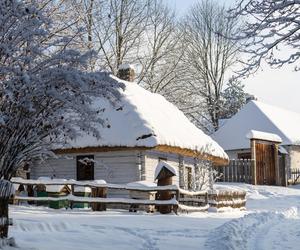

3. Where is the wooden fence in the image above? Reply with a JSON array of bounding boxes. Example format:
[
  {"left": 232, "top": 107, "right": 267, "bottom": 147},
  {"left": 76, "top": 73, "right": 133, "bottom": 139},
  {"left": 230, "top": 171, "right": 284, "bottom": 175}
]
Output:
[
  {"left": 178, "top": 189, "right": 209, "bottom": 212},
  {"left": 289, "top": 168, "right": 300, "bottom": 184},
  {"left": 10, "top": 178, "right": 247, "bottom": 213},
  {"left": 178, "top": 188, "right": 247, "bottom": 213},
  {"left": 217, "top": 159, "right": 254, "bottom": 184},
  {"left": 11, "top": 178, "right": 179, "bottom": 213},
  {"left": 208, "top": 190, "right": 247, "bottom": 211}
]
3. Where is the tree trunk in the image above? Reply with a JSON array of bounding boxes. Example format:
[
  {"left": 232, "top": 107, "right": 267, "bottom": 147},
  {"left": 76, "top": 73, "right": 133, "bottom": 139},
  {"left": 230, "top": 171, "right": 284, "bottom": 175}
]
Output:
[
  {"left": 0, "top": 180, "right": 14, "bottom": 239},
  {"left": 0, "top": 198, "right": 9, "bottom": 238}
]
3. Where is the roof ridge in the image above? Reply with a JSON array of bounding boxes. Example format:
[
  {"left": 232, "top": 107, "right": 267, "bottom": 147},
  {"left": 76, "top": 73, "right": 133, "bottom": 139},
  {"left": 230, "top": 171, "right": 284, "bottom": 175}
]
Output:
[
  {"left": 252, "top": 101, "right": 293, "bottom": 145},
  {"left": 252, "top": 100, "right": 300, "bottom": 116}
]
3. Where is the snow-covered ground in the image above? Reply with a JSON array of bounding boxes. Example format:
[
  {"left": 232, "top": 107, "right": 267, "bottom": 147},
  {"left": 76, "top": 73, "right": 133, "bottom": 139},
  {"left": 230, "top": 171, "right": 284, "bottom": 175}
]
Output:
[{"left": 7, "top": 183, "right": 300, "bottom": 250}]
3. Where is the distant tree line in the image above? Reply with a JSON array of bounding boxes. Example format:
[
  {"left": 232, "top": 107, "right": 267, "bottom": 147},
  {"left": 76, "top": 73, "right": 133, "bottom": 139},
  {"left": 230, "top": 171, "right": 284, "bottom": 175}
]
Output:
[
  {"left": 3, "top": 0, "right": 296, "bottom": 141},
  {"left": 38, "top": 0, "right": 251, "bottom": 133}
]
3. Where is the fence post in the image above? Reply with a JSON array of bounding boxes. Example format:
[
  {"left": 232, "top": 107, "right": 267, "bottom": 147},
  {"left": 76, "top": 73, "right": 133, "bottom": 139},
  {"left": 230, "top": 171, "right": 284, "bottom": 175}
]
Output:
[
  {"left": 274, "top": 144, "right": 281, "bottom": 185},
  {"left": 91, "top": 187, "right": 107, "bottom": 211},
  {"left": 225, "top": 164, "right": 231, "bottom": 182},
  {"left": 251, "top": 139, "right": 257, "bottom": 185},
  {"left": 233, "top": 160, "right": 237, "bottom": 182},
  {"left": 0, "top": 180, "right": 14, "bottom": 238},
  {"left": 241, "top": 160, "right": 244, "bottom": 182},
  {"left": 70, "top": 184, "right": 74, "bottom": 209},
  {"left": 237, "top": 160, "right": 240, "bottom": 182},
  {"left": 245, "top": 160, "right": 248, "bottom": 183},
  {"left": 231, "top": 161, "right": 234, "bottom": 182}
]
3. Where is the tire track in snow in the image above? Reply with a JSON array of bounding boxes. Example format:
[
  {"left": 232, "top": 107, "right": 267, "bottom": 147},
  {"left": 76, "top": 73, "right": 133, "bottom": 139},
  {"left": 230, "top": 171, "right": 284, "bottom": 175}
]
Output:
[
  {"left": 13, "top": 220, "right": 70, "bottom": 233},
  {"left": 80, "top": 224, "right": 159, "bottom": 250},
  {"left": 205, "top": 207, "right": 298, "bottom": 250},
  {"left": 80, "top": 224, "right": 204, "bottom": 250}
]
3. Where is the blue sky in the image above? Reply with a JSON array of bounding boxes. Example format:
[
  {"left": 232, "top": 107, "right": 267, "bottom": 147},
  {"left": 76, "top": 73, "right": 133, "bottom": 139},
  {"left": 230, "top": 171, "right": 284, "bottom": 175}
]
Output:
[
  {"left": 166, "top": 0, "right": 300, "bottom": 113},
  {"left": 166, "top": 0, "right": 197, "bottom": 14}
]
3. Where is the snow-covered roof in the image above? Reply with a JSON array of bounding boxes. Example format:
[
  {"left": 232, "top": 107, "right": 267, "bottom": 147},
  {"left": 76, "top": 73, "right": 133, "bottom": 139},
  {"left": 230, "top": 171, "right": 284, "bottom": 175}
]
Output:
[
  {"left": 154, "top": 161, "right": 177, "bottom": 179},
  {"left": 62, "top": 76, "right": 228, "bottom": 163},
  {"left": 213, "top": 101, "right": 300, "bottom": 150},
  {"left": 246, "top": 130, "right": 282, "bottom": 143}
]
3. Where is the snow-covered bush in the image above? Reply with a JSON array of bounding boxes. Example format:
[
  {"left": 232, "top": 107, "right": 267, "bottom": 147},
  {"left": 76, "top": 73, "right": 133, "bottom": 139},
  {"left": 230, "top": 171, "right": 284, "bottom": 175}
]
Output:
[{"left": 193, "top": 159, "right": 220, "bottom": 191}]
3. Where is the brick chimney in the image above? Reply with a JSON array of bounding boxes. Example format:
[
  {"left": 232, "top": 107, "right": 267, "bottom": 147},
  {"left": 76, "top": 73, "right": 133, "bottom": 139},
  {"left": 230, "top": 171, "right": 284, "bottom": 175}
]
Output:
[{"left": 117, "top": 64, "right": 135, "bottom": 82}]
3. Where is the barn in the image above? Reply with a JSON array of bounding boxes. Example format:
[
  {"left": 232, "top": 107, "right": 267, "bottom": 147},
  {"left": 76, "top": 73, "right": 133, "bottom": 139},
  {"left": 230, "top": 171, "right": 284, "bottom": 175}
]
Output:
[
  {"left": 213, "top": 100, "right": 300, "bottom": 185},
  {"left": 29, "top": 65, "right": 228, "bottom": 191}
]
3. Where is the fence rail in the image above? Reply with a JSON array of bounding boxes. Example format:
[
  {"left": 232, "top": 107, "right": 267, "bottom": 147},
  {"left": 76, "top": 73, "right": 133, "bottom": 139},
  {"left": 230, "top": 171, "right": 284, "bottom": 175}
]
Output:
[
  {"left": 11, "top": 178, "right": 178, "bottom": 192},
  {"left": 10, "top": 178, "right": 246, "bottom": 213},
  {"left": 11, "top": 178, "right": 179, "bottom": 213},
  {"left": 218, "top": 159, "right": 254, "bottom": 184},
  {"left": 14, "top": 195, "right": 178, "bottom": 206}
]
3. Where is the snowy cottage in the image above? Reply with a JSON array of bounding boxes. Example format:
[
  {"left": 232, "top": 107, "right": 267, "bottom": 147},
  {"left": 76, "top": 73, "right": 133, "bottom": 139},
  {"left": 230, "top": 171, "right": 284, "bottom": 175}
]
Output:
[
  {"left": 30, "top": 66, "right": 228, "bottom": 189},
  {"left": 213, "top": 100, "right": 300, "bottom": 184}
]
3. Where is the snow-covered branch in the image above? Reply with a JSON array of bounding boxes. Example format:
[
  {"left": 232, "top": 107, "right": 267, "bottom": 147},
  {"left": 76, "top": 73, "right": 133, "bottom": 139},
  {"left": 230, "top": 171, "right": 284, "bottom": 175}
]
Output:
[
  {"left": 229, "top": 0, "right": 300, "bottom": 76},
  {"left": 0, "top": 0, "right": 123, "bottom": 180}
]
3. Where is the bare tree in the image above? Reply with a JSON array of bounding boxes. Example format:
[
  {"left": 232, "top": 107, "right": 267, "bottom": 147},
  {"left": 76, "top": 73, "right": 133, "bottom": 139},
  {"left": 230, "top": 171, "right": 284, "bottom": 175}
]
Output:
[
  {"left": 137, "top": 1, "right": 183, "bottom": 99},
  {"left": 180, "top": 0, "right": 238, "bottom": 133},
  {"left": 0, "top": 0, "right": 122, "bottom": 238},
  {"left": 229, "top": 0, "right": 300, "bottom": 76},
  {"left": 61, "top": 0, "right": 182, "bottom": 96},
  {"left": 83, "top": 0, "right": 150, "bottom": 73},
  {"left": 193, "top": 159, "right": 219, "bottom": 191}
]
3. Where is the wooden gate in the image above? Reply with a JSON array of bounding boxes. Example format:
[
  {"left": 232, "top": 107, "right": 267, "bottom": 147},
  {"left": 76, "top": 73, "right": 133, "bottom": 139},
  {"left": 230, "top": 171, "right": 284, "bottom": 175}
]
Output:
[{"left": 255, "top": 143, "right": 276, "bottom": 185}]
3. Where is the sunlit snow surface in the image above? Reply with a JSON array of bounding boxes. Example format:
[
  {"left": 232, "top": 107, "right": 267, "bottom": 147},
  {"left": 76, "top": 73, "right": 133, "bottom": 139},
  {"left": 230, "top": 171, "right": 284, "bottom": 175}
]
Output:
[{"left": 8, "top": 183, "right": 300, "bottom": 250}]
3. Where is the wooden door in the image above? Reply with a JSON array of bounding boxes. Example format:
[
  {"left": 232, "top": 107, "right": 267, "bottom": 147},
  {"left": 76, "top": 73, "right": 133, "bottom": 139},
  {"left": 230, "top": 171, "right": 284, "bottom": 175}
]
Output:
[{"left": 255, "top": 143, "right": 276, "bottom": 185}]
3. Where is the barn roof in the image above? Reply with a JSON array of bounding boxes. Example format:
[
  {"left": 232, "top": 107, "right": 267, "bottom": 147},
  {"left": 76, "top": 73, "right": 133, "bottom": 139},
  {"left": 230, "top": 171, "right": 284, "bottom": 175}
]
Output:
[
  {"left": 213, "top": 101, "right": 300, "bottom": 150},
  {"left": 61, "top": 76, "right": 228, "bottom": 164}
]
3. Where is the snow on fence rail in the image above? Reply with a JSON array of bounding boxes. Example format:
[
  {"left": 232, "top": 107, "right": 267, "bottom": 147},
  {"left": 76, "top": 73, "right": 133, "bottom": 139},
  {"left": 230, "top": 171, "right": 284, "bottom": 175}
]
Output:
[
  {"left": 11, "top": 178, "right": 178, "bottom": 192},
  {"left": 208, "top": 190, "right": 247, "bottom": 211},
  {"left": 178, "top": 188, "right": 247, "bottom": 212},
  {"left": 10, "top": 178, "right": 247, "bottom": 213},
  {"left": 14, "top": 195, "right": 178, "bottom": 206},
  {"left": 11, "top": 178, "right": 179, "bottom": 213},
  {"left": 11, "top": 178, "right": 179, "bottom": 197}
]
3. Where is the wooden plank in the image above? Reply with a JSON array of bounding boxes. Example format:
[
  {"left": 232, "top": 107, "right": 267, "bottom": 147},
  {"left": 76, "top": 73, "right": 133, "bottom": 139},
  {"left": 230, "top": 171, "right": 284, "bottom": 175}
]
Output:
[
  {"left": 228, "top": 161, "right": 233, "bottom": 182},
  {"left": 234, "top": 161, "right": 238, "bottom": 182},
  {"left": 225, "top": 164, "right": 229, "bottom": 182},
  {"left": 251, "top": 140, "right": 257, "bottom": 185}
]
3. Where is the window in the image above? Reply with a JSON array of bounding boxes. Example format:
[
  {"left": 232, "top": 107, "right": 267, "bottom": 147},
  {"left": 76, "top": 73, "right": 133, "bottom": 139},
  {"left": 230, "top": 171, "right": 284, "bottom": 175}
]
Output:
[
  {"left": 76, "top": 155, "right": 94, "bottom": 181},
  {"left": 238, "top": 152, "right": 251, "bottom": 159}
]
